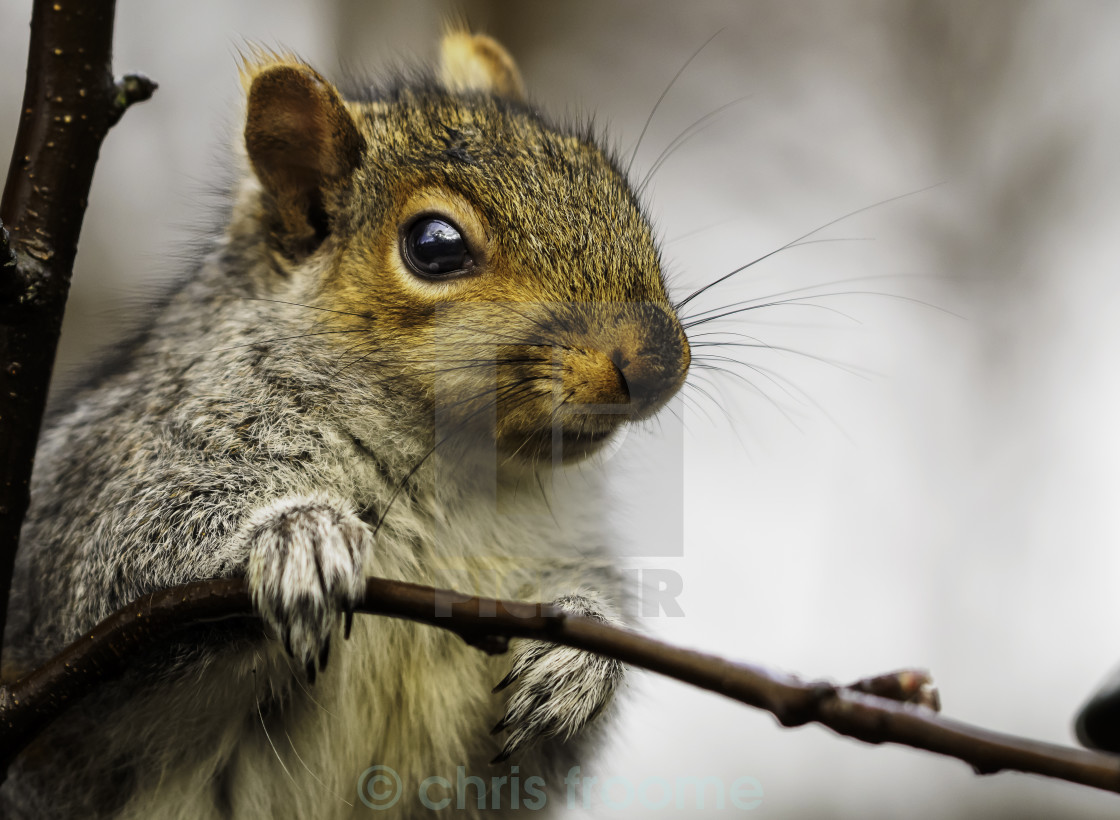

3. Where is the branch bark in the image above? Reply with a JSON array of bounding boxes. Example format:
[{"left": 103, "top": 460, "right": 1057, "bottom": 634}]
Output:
[
  {"left": 0, "top": 0, "right": 155, "bottom": 653},
  {"left": 1, "top": 576, "right": 1118, "bottom": 796}
]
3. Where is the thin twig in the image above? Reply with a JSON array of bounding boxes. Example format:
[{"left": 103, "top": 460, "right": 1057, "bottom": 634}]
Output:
[{"left": 1, "top": 576, "right": 1118, "bottom": 795}]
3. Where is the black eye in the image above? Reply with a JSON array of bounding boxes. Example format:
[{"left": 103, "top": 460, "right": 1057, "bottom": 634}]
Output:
[{"left": 402, "top": 217, "right": 474, "bottom": 278}]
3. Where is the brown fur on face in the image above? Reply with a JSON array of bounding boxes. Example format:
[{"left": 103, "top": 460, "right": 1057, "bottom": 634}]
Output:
[{"left": 239, "top": 33, "right": 690, "bottom": 463}]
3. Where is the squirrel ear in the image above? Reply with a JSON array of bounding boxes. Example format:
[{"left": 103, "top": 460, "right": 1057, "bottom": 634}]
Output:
[
  {"left": 241, "top": 53, "right": 365, "bottom": 257},
  {"left": 438, "top": 31, "right": 526, "bottom": 101}
]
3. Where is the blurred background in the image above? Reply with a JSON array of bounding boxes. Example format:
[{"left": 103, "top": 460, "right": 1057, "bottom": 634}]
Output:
[{"left": 4, "top": 0, "right": 1120, "bottom": 817}]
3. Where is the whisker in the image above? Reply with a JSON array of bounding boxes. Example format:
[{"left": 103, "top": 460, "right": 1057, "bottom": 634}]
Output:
[
  {"left": 684, "top": 289, "right": 956, "bottom": 330},
  {"left": 693, "top": 354, "right": 802, "bottom": 404},
  {"left": 211, "top": 329, "right": 366, "bottom": 353},
  {"left": 285, "top": 731, "right": 354, "bottom": 807},
  {"left": 674, "top": 238, "right": 874, "bottom": 315},
  {"left": 625, "top": 28, "right": 724, "bottom": 178},
  {"left": 681, "top": 373, "right": 739, "bottom": 428},
  {"left": 684, "top": 298, "right": 859, "bottom": 328},
  {"left": 372, "top": 379, "right": 547, "bottom": 539},
  {"left": 679, "top": 272, "right": 934, "bottom": 324},
  {"left": 674, "top": 185, "right": 942, "bottom": 310},
  {"left": 639, "top": 94, "right": 755, "bottom": 193},
  {"left": 241, "top": 296, "right": 374, "bottom": 320},
  {"left": 692, "top": 342, "right": 871, "bottom": 377},
  {"left": 696, "top": 356, "right": 852, "bottom": 442},
  {"left": 499, "top": 387, "right": 576, "bottom": 466},
  {"left": 690, "top": 361, "right": 801, "bottom": 430},
  {"left": 487, "top": 301, "right": 569, "bottom": 343},
  {"left": 664, "top": 215, "right": 743, "bottom": 247},
  {"left": 256, "top": 696, "right": 298, "bottom": 787}
]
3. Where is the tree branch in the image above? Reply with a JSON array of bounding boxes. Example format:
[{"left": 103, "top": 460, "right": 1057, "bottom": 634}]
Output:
[
  {"left": 1, "top": 576, "right": 1117, "bottom": 795},
  {"left": 0, "top": 0, "right": 156, "bottom": 657}
]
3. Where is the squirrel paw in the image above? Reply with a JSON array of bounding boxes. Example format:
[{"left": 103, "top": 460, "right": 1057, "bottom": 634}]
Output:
[
  {"left": 244, "top": 493, "right": 368, "bottom": 682},
  {"left": 490, "top": 595, "right": 624, "bottom": 763}
]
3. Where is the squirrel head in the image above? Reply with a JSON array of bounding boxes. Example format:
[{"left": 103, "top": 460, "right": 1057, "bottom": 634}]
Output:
[{"left": 235, "top": 32, "right": 689, "bottom": 464}]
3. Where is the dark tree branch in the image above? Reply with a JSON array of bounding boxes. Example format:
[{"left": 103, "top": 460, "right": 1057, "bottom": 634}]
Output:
[
  {"left": 1, "top": 576, "right": 1118, "bottom": 795},
  {"left": 0, "top": 0, "right": 155, "bottom": 653}
]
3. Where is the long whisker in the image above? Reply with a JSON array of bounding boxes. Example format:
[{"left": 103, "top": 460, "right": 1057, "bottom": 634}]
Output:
[
  {"left": 690, "top": 341, "right": 872, "bottom": 377},
  {"left": 682, "top": 375, "right": 757, "bottom": 452},
  {"left": 690, "top": 361, "right": 801, "bottom": 429},
  {"left": 211, "top": 329, "right": 366, "bottom": 353},
  {"left": 499, "top": 387, "right": 578, "bottom": 467},
  {"left": 694, "top": 355, "right": 852, "bottom": 441},
  {"left": 241, "top": 296, "right": 374, "bottom": 320},
  {"left": 664, "top": 215, "right": 743, "bottom": 247},
  {"left": 684, "top": 290, "right": 955, "bottom": 330},
  {"left": 256, "top": 696, "right": 298, "bottom": 787},
  {"left": 679, "top": 272, "right": 931, "bottom": 324},
  {"left": 693, "top": 355, "right": 800, "bottom": 405},
  {"left": 674, "top": 185, "right": 942, "bottom": 310},
  {"left": 685, "top": 298, "right": 862, "bottom": 328},
  {"left": 681, "top": 372, "right": 741, "bottom": 428},
  {"left": 673, "top": 237, "right": 873, "bottom": 315},
  {"left": 639, "top": 94, "right": 754, "bottom": 193},
  {"left": 625, "top": 28, "right": 724, "bottom": 178},
  {"left": 284, "top": 731, "right": 354, "bottom": 807}
]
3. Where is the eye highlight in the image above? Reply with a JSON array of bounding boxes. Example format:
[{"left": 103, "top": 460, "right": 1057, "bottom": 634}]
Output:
[{"left": 402, "top": 216, "right": 474, "bottom": 279}]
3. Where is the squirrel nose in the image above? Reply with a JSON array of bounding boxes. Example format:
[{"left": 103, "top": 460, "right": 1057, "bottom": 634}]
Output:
[
  {"left": 611, "top": 346, "right": 684, "bottom": 415},
  {"left": 608, "top": 309, "right": 690, "bottom": 418}
]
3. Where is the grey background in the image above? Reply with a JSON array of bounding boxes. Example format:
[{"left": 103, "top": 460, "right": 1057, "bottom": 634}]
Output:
[{"left": 4, "top": 1, "right": 1120, "bottom": 817}]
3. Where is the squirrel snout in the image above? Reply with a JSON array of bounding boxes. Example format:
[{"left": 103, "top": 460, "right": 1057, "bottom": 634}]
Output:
[
  {"left": 613, "top": 303, "right": 690, "bottom": 418},
  {"left": 566, "top": 305, "right": 690, "bottom": 419},
  {"left": 488, "top": 303, "right": 689, "bottom": 461}
]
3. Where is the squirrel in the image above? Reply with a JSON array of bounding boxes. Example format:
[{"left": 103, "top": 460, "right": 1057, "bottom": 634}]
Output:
[{"left": 0, "top": 29, "right": 690, "bottom": 820}]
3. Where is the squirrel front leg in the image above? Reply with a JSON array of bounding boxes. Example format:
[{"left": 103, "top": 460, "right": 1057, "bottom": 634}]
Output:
[
  {"left": 240, "top": 492, "right": 369, "bottom": 682},
  {"left": 490, "top": 591, "right": 625, "bottom": 764}
]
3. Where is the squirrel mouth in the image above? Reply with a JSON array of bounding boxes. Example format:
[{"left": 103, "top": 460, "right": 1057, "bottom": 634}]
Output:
[
  {"left": 562, "top": 428, "right": 612, "bottom": 443},
  {"left": 498, "top": 422, "right": 619, "bottom": 463},
  {"left": 559, "top": 427, "right": 614, "bottom": 454}
]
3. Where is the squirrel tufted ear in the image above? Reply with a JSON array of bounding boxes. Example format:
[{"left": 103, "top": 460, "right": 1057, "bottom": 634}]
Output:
[
  {"left": 438, "top": 31, "right": 526, "bottom": 101},
  {"left": 241, "top": 52, "right": 365, "bottom": 257}
]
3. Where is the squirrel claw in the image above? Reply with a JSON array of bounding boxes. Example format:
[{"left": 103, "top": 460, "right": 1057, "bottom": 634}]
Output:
[
  {"left": 489, "top": 749, "right": 513, "bottom": 766},
  {"left": 492, "top": 669, "right": 518, "bottom": 693}
]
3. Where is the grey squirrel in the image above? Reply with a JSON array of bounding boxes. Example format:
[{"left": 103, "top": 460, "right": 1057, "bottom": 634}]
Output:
[{"left": 0, "top": 29, "right": 689, "bottom": 819}]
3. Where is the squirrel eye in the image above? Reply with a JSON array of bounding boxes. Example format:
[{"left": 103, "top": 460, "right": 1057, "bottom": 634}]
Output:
[{"left": 402, "top": 217, "right": 473, "bottom": 278}]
